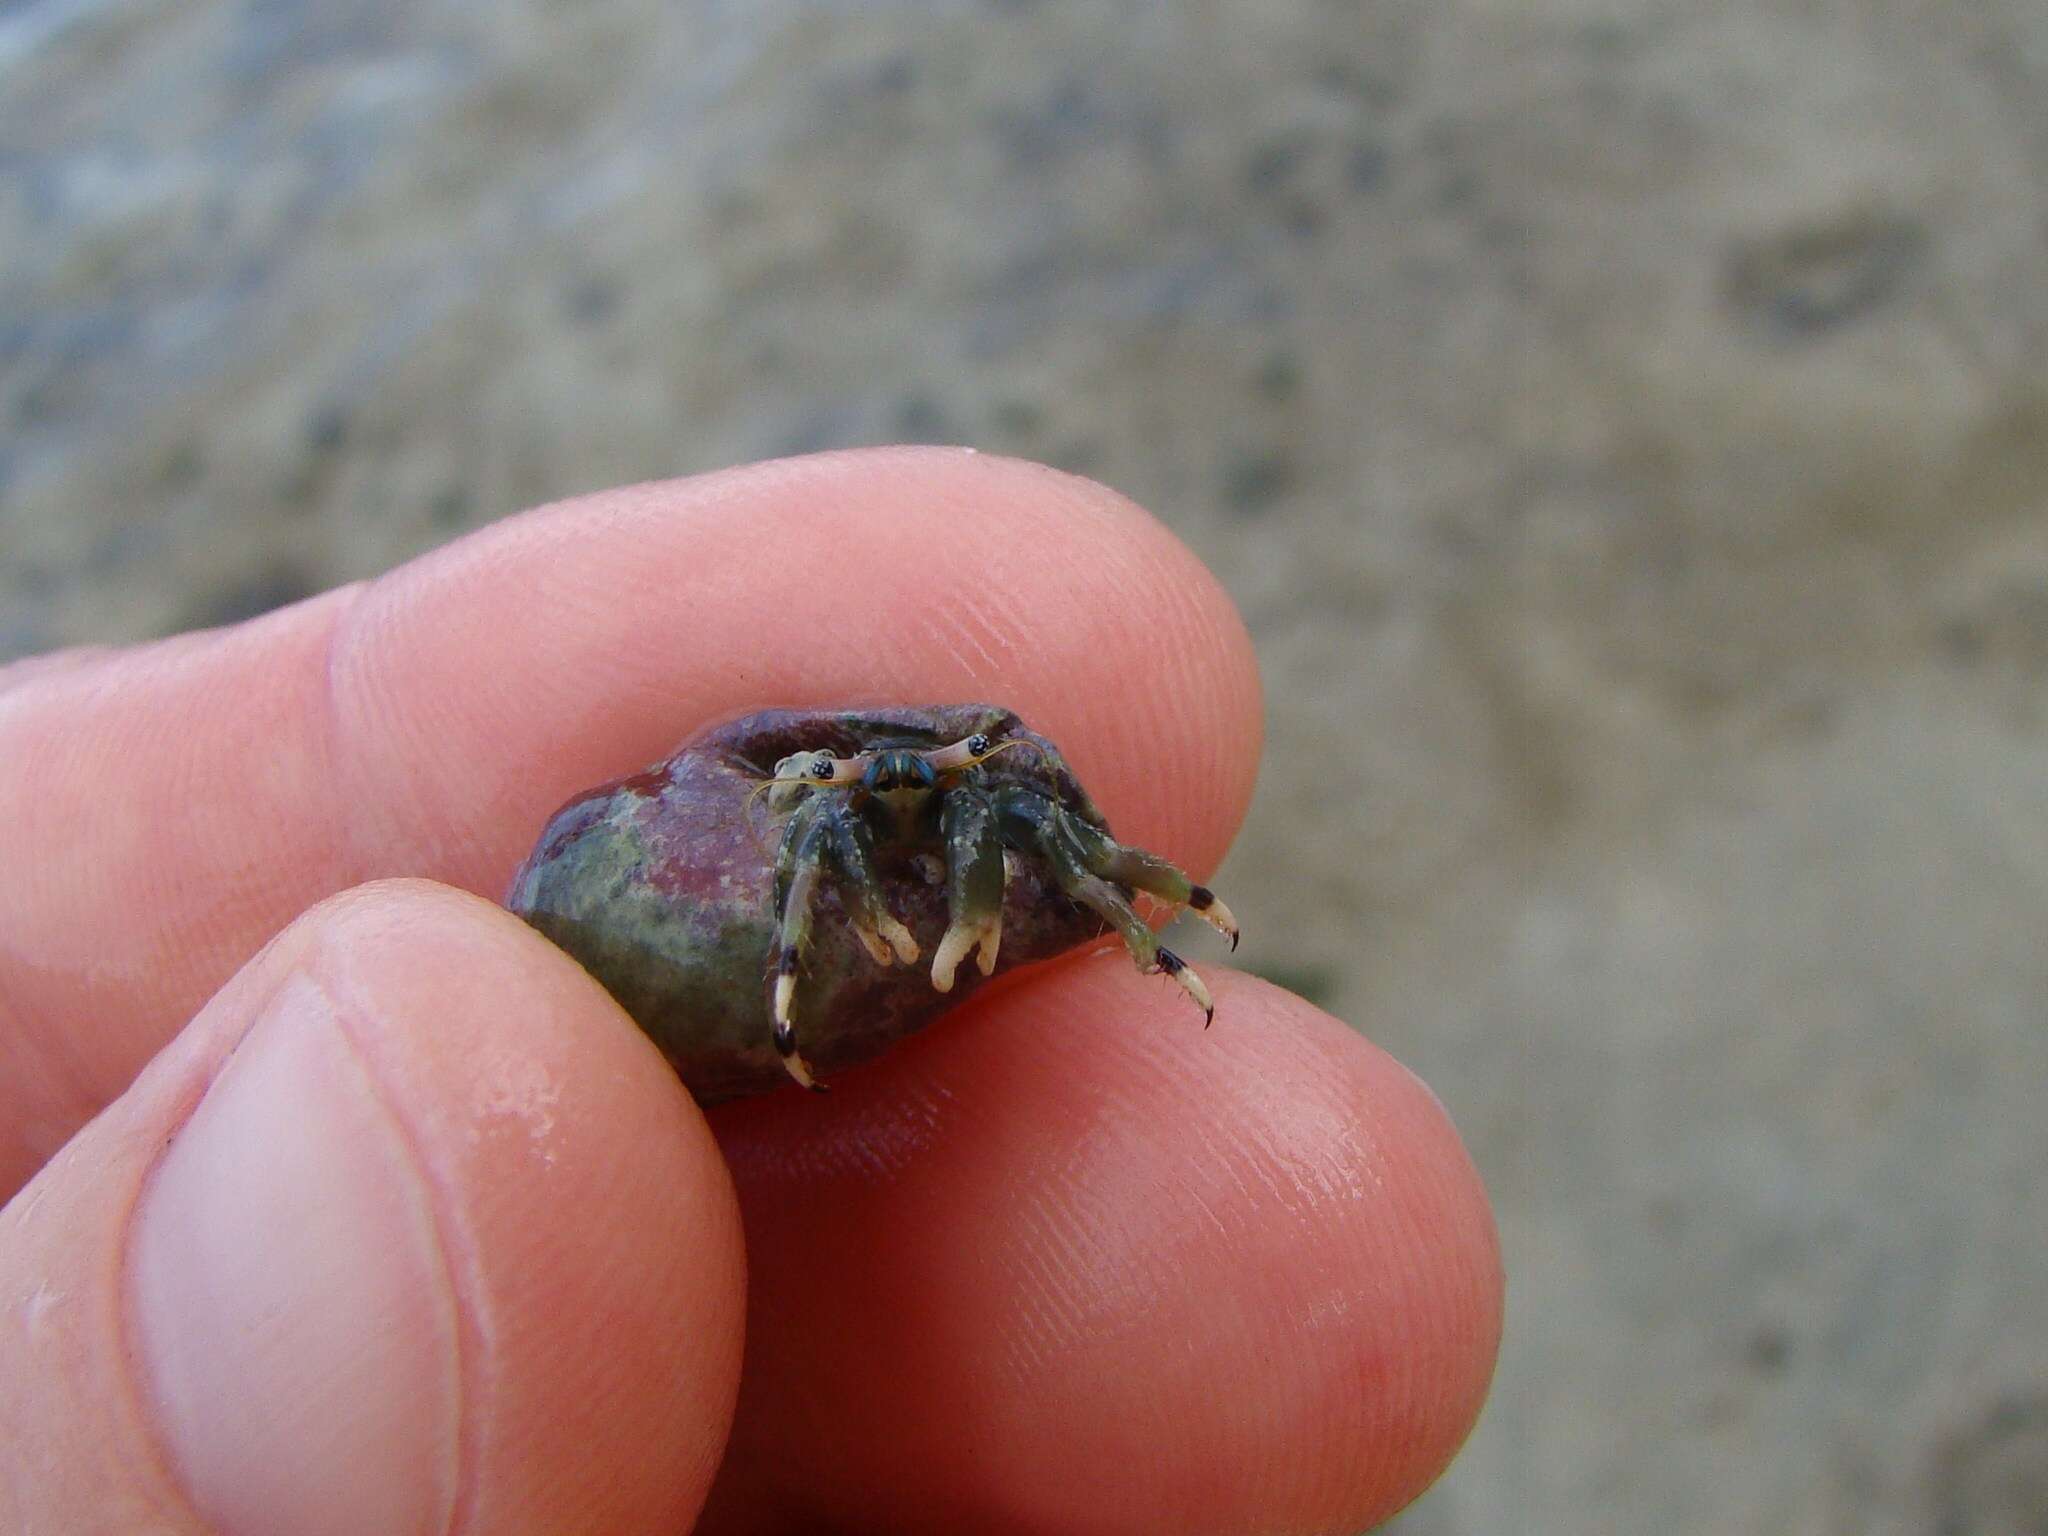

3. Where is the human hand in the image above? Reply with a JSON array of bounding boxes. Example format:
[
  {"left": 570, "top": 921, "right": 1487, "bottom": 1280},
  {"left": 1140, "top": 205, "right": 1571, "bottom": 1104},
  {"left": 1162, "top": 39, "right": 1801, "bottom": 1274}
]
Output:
[{"left": 0, "top": 449, "right": 1501, "bottom": 1534}]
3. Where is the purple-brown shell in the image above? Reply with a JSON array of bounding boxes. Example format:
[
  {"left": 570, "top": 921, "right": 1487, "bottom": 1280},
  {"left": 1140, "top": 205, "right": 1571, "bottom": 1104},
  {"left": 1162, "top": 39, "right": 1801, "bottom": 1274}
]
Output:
[{"left": 506, "top": 704, "right": 1112, "bottom": 1103}]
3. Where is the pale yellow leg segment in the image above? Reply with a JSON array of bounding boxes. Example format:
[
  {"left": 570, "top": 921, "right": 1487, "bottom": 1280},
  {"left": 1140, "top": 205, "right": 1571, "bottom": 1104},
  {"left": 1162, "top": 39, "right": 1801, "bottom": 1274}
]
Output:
[
  {"left": 931, "top": 911, "right": 1003, "bottom": 993},
  {"left": 876, "top": 912, "right": 919, "bottom": 963},
  {"left": 933, "top": 786, "right": 1006, "bottom": 993},
  {"left": 1185, "top": 888, "right": 1240, "bottom": 949},
  {"left": 848, "top": 911, "right": 919, "bottom": 967},
  {"left": 829, "top": 813, "right": 920, "bottom": 968},
  {"left": 772, "top": 971, "right": 824, "bottom": 1090},
  {"left": 1154, "top": 949, "right": 1214, "bottom": 1025},
  {"left": 771, "top": 812, "right": 830, "bottom": 1091},
  {"left": 850, "top": 919, "right": 894, "bottom": 966}
]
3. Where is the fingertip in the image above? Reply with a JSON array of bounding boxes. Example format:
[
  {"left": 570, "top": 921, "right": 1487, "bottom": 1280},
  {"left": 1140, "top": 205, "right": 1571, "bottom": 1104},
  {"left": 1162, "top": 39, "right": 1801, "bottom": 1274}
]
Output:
[
  {"left": 340, "top": 447, "right": 1263, "bottom": 883},
  {"left": 708, "top": 957, "right": 1500, "bottom": 1534},
  {"left": 0, "top": 878, "right": 745, "bottom": 1536},
  {"left": 956, "top": 962, "right": 1503, "bottom": 1530},
  {"left": 267, "top": 882, "right": 749, "bottom": 1533},
  {"left": 1, "top": 451, "right": 1263, "bottom": 1193}
]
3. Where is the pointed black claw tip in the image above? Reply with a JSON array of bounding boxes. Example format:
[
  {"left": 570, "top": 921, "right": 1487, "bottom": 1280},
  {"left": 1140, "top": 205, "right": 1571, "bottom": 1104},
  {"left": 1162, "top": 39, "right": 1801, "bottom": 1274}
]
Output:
[
  {"left": 1203, "top": 1008, "right": 1215, "bottom": 1028},
  {"left": 1230, "top": 932, "right": 1240, "bottom": 952},
  {"left": 808, "top": 1080, "right": 831, "bottom": 1094}
]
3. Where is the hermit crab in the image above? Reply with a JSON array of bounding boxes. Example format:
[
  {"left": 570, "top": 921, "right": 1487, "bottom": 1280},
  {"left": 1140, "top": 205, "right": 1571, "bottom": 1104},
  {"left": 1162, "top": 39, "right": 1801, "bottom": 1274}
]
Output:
[{"left": 507, "top": 704, "right": 1237, "bottom": 1102}]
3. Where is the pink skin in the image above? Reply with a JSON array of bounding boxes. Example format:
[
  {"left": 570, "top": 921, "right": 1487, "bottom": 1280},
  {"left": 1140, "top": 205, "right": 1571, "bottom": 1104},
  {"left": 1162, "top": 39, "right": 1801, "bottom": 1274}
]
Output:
[{"left": 0, "top": 449, "right": 1500, "bottom": 1534}]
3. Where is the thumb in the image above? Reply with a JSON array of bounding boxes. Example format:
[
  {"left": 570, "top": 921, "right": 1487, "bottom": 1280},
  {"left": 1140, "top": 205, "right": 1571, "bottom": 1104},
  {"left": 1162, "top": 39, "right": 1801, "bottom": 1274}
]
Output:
[{"left": 2, "top": 880, "right": 745, "bottom": 1536}]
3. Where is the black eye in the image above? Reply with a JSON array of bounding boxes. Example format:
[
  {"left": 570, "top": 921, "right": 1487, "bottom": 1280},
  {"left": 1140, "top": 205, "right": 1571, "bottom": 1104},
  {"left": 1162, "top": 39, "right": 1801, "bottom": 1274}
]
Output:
[{"left": 967, "top": 734, "right": 991, "bottom": 757}]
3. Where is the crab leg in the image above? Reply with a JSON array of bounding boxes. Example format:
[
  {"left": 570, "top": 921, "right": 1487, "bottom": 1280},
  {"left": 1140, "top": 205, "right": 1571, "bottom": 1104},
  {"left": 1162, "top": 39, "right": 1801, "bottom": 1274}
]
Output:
[
  {"left": 769, "top": 800, "right": 832, "bottom": 1090},
  {"left": 931, "top": 788, "right": 1005, "bottom": 992},
  {"left": 827, "top": 808, "right": 919, "bottom": 966},
  {"left": 994, "top": 789, "right": 1215, "bottom": 1024},
  {"left": 1061, "top": 817, "right": 1239, "bottom": 949}
]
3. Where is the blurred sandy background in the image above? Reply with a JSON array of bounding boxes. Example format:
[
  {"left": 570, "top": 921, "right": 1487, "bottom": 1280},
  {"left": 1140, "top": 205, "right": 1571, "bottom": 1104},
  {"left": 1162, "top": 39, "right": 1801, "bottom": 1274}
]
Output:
[{"left": 6, "top": 1, "right": 2047, "bottom": 1530}]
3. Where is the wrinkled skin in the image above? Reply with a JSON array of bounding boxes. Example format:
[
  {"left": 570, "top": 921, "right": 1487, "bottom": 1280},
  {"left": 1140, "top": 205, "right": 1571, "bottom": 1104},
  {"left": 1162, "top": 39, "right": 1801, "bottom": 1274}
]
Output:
[{"left": 509, "top": 704, "right": 1229, "bottom": 1102}]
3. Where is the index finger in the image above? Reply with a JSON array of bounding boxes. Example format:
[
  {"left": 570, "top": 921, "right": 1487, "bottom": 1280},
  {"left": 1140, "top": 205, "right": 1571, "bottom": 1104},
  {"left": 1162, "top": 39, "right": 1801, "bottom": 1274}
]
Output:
[{"left": 0, "top": 449, "right": 1262, "bottom": 1194}]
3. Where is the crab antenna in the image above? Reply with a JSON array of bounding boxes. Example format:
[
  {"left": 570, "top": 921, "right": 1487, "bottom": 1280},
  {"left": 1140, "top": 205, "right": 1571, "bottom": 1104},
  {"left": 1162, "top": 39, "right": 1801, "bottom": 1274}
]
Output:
[{"left": 738, "top": 776, "right": 782, "bottom": 858}]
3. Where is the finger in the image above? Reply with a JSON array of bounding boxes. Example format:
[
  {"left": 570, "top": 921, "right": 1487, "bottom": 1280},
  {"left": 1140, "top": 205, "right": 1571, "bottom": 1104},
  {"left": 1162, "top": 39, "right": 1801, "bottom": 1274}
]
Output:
[
  {"left": 0, "top": 880, "right": 745, "bottom": 1536},
  {"left": 700, "top": 962, "right": 1502, "bottom": 1535},
  {"left": 0, "top": 448, "right": 1261, "bottom": 1194}
]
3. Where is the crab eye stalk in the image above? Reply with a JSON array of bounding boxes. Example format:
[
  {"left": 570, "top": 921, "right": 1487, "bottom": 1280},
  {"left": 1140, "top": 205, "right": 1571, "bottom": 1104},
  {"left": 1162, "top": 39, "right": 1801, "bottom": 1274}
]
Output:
[
  {"left": 806, "top": 749, "right": 875, "bottom": 786},
  {"left": 763, "top": 748, "right": 853, "bottom": 813},
  {"left": 924, "top": 732, "right": 1005, "bottom": 774}
]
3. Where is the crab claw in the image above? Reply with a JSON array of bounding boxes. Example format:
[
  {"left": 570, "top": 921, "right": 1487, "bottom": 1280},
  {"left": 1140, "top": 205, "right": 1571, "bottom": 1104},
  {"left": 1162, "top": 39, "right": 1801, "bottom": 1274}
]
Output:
[
  {"left": 1186, "top": 885, "right": 1240, "bottom": 951},
  {"left": 850, "top": 920, "right": 894, "bottom": 966},
  {"left": 930, "top": 913, "right": 1002, "bottom": 993},
  {"left": 1154, "top": 947, "right": 1214, "bottom": 1026},
  {"left": 876, "top": 912, "right": 920, "bottom": 963},
  {"left": 851, "top": 911, "right": 920, "bottom": 967}
]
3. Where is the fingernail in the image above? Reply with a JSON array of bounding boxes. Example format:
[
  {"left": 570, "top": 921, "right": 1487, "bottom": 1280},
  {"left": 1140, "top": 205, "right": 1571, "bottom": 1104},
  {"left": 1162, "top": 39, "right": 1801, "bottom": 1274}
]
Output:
[{"left": 126, "top": 972, "right": 460, "bottom": 1536}]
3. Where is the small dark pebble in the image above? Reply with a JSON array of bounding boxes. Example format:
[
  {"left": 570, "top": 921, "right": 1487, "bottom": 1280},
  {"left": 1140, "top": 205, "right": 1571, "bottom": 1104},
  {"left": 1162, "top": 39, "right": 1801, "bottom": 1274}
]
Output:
[
  {"left": 1722, "top": 208, "right": 1928, "bottom": 341},
  {"left": 1221, "top": 447, "right": 1297, "bottom": 516}
]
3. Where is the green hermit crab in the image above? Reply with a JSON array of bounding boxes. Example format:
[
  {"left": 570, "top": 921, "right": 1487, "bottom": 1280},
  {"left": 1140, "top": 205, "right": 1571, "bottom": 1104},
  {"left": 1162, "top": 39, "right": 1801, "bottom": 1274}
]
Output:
[{"left": 507, "top": 704, "right": 1237, "bottom": 1102}]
